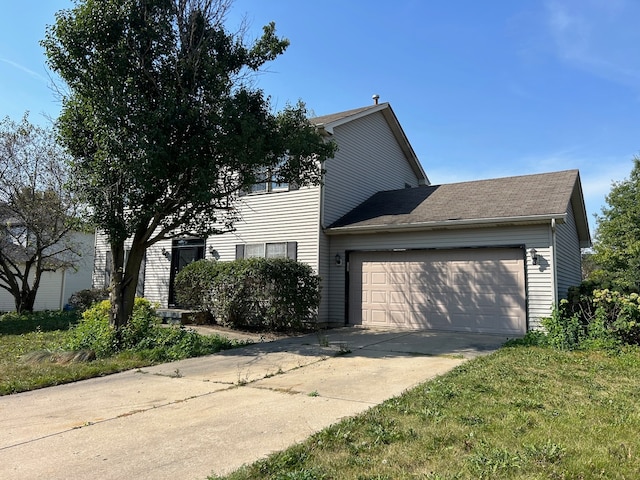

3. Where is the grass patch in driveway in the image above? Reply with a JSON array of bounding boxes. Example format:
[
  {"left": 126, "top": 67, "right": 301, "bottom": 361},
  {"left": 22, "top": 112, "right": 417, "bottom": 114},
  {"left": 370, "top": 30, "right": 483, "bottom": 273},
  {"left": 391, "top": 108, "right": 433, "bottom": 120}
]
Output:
[{"left": 214, "top": 345, "right": 640, "bottom": 479}]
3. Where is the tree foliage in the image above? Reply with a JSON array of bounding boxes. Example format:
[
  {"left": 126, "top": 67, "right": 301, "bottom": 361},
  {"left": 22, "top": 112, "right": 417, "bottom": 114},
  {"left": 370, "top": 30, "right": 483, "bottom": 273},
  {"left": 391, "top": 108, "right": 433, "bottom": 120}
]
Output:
[
  {"left": 592, "top": 157, "right": 640, "bottom": 291},
  {"left": 0, "top": 114, "right": 87, "bottom": 313},
  {"left": 42, "top": 0, "right": 336, "bottom": 330}
]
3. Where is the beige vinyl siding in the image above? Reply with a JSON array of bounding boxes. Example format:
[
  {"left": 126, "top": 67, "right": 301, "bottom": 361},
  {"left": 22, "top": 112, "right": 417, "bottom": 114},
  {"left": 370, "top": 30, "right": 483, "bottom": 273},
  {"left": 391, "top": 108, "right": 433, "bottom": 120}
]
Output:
[
  {"left": 143, "top": 239, "right": 172, "bottom": 306},
  {"left": 317, "top": 213, "right": 331, "bottom": 324},
  {"left": 93, "top": 230, "right": 171, "bottom": 306},
  {"left": 555, "top": 205, "right": 583, "bottom": 299},
  {"left": 209, "top": 187, "right": 322, "bottom": 271},
  {"left": 328, "top": 224, "right": 554, "bottom": 330},
  {"left": 322, "top": 111, "right": 421, "bottom": 227},
  {"left": 92, "top": 231, "right": 110, "bottom": 289},
  {"left": 93, "top": 188, "right": 323, "bottom": 309}
]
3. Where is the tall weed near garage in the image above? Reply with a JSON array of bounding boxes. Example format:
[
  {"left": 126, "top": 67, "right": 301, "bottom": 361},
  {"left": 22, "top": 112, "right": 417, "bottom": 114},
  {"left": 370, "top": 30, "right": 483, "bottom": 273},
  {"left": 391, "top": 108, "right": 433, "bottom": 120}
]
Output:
[{"left": 217, "top": 346, "right": 640, "bottom": 480}]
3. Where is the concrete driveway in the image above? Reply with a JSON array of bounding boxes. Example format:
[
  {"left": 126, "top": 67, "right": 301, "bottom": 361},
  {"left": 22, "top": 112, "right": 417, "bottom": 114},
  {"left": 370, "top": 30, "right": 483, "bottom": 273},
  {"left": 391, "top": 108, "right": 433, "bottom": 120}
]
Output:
[{"left": 0, "top": 328, "right": 507, "bottom": 479}]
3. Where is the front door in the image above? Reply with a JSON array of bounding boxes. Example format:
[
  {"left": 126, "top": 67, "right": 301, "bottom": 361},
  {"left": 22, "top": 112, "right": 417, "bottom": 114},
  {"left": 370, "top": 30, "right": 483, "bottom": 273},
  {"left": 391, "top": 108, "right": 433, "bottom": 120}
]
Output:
[{"left": 168, "top": 238, "right": 205, "bottom": 307}]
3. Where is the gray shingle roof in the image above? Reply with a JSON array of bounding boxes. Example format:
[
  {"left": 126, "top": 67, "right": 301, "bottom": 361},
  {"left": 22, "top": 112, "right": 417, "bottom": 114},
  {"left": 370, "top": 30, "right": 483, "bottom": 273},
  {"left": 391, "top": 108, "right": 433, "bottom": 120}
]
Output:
[
  {"left": 329, "top": 169, "right": 583, "bottom": 230},
  {"left": 310, "top": 103, "right": 387, "bottom": 126}
]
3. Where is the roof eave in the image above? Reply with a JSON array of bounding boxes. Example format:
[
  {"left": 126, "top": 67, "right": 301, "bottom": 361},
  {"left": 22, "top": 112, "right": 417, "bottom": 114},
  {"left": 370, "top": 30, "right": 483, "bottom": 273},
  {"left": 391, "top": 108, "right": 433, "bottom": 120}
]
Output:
[
  {"left": 325, "top": 213, "right": 568, "bottom": 235},
  {"left": 570, "top": 171, "right": 592, "bottom": 248}
]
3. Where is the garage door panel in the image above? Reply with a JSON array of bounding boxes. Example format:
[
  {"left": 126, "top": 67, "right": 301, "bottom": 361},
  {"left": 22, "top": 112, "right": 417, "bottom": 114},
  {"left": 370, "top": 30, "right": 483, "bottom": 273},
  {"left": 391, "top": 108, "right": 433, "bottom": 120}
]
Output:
[
  {"left": 389, "top": 291, "right": 406, "bottom": 306},
  {"left": 370, "top": 272, "right": 387, "bottom": 285},
  {"left": 349, "top": 248, "right": 526, "bottom": 334},
  {"left": 370, "top": 290, "right": 387, "bottom": 303},
  {"left": 370, "top": 309, "right": 387, "bottom": 324}
]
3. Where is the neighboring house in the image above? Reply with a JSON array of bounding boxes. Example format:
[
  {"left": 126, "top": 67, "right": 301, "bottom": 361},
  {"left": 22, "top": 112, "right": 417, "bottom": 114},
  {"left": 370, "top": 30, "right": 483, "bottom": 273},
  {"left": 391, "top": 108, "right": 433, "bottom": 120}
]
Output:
[
  {"left": 0, "top": 231, "right": 95, "bottom": 312},
  {"left": 92, "top": 102, "right": 590, "bottom": 335}
]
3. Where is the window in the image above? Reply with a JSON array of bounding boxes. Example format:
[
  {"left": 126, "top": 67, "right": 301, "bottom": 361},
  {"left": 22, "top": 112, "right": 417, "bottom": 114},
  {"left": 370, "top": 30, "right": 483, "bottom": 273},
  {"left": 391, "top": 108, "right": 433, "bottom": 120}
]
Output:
[
  {"left": 236, "top": 241, "right": 297, "bottom": 261},
  {"left": 265, "top": 242, "right": 287, "bottom": 258},
  {"left": 244, "top": 243, "right": 265, "bottom": 258},
  {"left": 248, "top": 156, "right": 290, "bottom": 194}
]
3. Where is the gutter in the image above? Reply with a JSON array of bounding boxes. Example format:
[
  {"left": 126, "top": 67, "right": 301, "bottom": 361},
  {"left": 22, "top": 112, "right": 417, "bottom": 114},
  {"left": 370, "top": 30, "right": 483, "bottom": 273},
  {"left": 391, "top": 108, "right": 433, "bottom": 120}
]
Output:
[{"left": 325, "top": 213, "right": 568, "bottom": 235}]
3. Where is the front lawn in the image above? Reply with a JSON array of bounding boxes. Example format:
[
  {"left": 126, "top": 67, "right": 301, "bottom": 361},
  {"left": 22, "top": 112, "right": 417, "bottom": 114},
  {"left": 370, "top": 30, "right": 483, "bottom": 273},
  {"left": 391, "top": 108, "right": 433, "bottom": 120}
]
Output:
[
  {"left": 216, "top": 345, "right": 640, "bottom": 479},
  {"left": 0, "top": 310, "right": 248, "bottom": 395}
]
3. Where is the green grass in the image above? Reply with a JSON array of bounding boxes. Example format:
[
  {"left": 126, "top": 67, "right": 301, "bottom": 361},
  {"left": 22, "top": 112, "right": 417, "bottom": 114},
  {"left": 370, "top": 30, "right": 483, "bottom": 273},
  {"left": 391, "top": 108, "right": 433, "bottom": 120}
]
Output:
[
  {"left": 0, "top": 310, "right": 248, "bottom": 396},
  {"left": 215, "top": 345, "right": 640, "bottom": 480}
]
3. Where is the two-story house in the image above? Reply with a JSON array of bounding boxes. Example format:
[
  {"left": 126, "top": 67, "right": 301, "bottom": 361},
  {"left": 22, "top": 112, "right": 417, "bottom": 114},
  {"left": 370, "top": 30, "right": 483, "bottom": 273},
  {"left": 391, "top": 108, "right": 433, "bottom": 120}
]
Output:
[{"left": 93, "top": 101, "right": 590, "bottom": 335}]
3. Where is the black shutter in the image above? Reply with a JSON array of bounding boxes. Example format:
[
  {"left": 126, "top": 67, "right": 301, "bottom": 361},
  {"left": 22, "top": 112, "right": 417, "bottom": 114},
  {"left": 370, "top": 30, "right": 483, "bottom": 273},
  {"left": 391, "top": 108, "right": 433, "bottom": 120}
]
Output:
[
  {"left": 235, "top": 244, "right": 245, "bottom": 260},
  {"left": 286, "top": 241, "right": 297, "bottom": 261}
]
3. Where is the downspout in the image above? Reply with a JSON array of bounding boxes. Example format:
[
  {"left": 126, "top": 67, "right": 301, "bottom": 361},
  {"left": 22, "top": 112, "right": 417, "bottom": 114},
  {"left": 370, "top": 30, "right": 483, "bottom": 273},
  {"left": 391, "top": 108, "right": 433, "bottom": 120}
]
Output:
[
  {"left": 318, "top": 160, "right": 327, "bottom": 326},
  {"left": 59, "top": 269, "right": 67, "bottom": 310},
  {"left": 550, "top": 218, "right": 558, "bottom": 307}
]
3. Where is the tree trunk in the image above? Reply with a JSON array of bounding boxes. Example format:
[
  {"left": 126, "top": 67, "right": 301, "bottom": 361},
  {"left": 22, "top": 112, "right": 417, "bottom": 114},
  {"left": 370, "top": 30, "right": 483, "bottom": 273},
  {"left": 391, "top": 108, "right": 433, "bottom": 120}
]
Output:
[
  {"left": 14, "top": 264, "right": 38, "bottom": 314},
  {"left": 109, "top": 238, "right": 146, "bottom": 332},
  {"left": 16, "top": 288, "right": 37, "bottom": 314}
]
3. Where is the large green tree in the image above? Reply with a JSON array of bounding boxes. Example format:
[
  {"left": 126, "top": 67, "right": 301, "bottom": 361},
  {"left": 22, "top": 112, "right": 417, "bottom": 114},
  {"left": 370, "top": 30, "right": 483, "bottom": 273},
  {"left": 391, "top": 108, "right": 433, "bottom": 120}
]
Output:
[
  {"left": 42, "top": 0, "right": 335, "bottom": 331},
  {"left": 0, "top": 114, "right": 87, "bottom": 313},
  {"left": 592, "top": 157, "right": 640, "bottom": 291}
]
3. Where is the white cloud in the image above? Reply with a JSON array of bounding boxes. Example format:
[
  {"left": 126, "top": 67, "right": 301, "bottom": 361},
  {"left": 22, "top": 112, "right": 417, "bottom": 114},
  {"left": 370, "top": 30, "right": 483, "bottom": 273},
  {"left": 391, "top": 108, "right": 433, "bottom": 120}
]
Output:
[
  {"left": 544, "top": 0, "right": 640, "bottom": 88},
  {"left": 0, "top": 57, "right": 47, "bottom": 83}
]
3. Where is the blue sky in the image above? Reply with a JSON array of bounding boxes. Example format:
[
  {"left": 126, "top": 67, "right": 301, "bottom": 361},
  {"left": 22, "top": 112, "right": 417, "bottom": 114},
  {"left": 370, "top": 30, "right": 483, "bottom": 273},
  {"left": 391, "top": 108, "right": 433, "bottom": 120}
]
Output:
[{"left": 2, "top": 1, "right": 640, "bottom": 235}]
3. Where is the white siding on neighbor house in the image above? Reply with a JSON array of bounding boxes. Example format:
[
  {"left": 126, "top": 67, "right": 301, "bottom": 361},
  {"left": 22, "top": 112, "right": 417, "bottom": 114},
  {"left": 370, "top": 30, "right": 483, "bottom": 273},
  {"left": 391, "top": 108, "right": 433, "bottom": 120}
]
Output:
[
  {"left": 555, "top": 205, "right": 583, "bottom": 299},
  {"left": 322, "top": 111, "right": 422, "bottom": 227},
  {"left": 327, "top": 224, "right": 555, "bottom": 330},
  {"left": 0, "top": 232, "right": 95, "bottom": 312}
]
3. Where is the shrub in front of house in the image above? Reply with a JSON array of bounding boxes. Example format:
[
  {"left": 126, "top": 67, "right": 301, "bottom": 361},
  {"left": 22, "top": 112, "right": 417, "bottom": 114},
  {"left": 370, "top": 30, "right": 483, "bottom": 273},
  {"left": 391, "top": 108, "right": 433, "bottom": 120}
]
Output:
[
  {"left": 175, "top": 258, "right": 321, "bottom": 331},
  {"left": 539, "top": 282, "right": 640, "bottom": 350},
  {"left": 66, "top": 300, "right": 118, "bottom": 358},
  {"left": 66, "top": 297, "right": 241, "bottom": 360},
  {"left": 67, "top": 288, "right": 110, "bottom": 312}
]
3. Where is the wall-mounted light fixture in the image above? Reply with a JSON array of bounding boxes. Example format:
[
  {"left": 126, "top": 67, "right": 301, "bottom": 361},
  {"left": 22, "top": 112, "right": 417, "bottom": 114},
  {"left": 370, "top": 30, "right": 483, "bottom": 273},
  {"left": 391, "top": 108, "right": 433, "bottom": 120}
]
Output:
[
  {"left": 161, "top": 247, "right": 171, "bottom": 260},
  {"left": 529, "top": 248, "right": 538, "bottom": 265},
  {"left": 335, "top": 253, "right": 343, "bottom": 266},
  {"left": 208, "top": 246, "right": 220, "bottom": 260}
]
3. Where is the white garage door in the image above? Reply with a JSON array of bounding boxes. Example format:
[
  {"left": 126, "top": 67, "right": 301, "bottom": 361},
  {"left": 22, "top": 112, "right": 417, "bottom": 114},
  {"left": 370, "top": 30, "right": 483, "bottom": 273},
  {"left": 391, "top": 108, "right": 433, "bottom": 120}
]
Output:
[{"left": 348, "top": 248, "right": 526, "bottom": 335}]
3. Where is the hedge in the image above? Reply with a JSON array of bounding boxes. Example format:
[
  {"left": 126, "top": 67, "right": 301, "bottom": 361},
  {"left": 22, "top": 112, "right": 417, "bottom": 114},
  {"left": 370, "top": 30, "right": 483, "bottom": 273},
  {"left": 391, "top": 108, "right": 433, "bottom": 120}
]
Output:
[{"left": 174, "top": 258, "right": 321, "bottom": 331}]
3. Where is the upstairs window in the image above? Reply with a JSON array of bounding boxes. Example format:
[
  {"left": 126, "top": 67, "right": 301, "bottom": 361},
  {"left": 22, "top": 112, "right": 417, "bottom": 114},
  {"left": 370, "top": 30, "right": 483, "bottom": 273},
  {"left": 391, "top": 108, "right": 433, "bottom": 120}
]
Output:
[{"left": 248, "top": 156, "right": 290, "bottom": 194}]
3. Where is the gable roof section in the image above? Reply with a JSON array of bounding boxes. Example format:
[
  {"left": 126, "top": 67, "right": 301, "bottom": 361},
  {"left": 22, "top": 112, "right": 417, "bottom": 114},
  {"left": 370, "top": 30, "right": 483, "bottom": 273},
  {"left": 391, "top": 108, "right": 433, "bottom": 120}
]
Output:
[
  {"left": 327, "top": 169, "right": 591, "bottom": 247},
  {"left": 310, "top": 103, "right": 429, "bottom": 185}
]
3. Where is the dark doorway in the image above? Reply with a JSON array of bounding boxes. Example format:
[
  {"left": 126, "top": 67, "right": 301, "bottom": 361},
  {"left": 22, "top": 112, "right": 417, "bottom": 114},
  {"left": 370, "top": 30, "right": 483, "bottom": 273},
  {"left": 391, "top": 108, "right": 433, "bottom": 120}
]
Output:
[{"left": 168, "top": 238, "right": 205, "bottom": 307}]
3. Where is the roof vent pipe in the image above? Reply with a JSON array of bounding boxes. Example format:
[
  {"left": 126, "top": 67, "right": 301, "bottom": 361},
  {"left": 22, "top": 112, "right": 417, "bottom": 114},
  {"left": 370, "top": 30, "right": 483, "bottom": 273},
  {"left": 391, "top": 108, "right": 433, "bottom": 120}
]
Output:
[{"left": 372, "top": 94, "right": 380, "bottom": 105}]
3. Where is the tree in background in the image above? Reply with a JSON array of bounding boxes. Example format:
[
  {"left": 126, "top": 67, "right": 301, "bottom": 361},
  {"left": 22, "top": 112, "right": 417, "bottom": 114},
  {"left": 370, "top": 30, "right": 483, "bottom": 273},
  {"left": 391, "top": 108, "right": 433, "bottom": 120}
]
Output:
[
  {"left": 0, "top": 114, "right": 87, "bottom": 313},
  {"left": 42, "top": 0, "right": 336, "bottom": 331},
  {"left": 592, "top": 157, "right": 640, "bottom": 292}
]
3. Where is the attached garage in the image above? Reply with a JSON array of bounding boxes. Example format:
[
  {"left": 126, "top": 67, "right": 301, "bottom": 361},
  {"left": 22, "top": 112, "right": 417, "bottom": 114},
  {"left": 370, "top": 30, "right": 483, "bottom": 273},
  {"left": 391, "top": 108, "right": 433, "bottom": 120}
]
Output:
[
  {"left": 326, "top": 170, "right": 592, "bottom": 333},
  {"left": 348, "top": 248, "right": 526, "bottom": 335}
]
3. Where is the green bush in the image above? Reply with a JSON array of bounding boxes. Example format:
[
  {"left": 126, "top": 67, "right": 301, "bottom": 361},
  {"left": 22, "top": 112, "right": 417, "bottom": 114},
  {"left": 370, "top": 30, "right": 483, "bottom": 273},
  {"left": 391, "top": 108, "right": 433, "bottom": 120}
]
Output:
[
  {"left": 67, "top": 288, "right": 110, "bottom": 312},
  {"left": 175, "top": 258, "right": 321, "bottom": 331},
  {"left": 66, "top": 300, "right": 117, "bottom": 358},
  {"left": 172, "top": 259, "right": 220, "bottom": 310},
  {"left": 540, "top": 284, "right": 640, "bottom": 350},
  {"left": 541, "top": 301, "right": 586, "bottom": 350},
  {"left": 66, "top": 298, "right": 243, "bottom": 361},
  {"left": 119, "top": 298, "right": 162, "bottom": 349}
]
